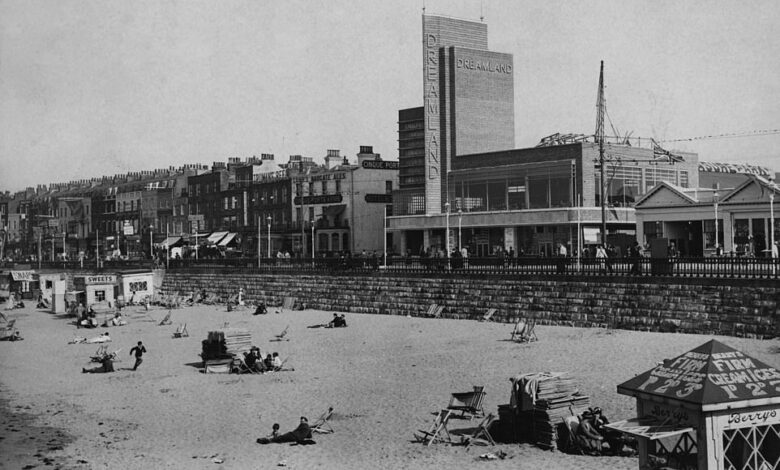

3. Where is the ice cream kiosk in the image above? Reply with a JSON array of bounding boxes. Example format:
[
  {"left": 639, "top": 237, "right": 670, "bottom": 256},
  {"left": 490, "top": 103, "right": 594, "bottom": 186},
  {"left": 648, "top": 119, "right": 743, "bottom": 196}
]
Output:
[
  {"left": 610, "top": 339, "right": 780, "bottom": 469},
  {"left": 73, "top": 274, "right": 117, "bottom": 307}
]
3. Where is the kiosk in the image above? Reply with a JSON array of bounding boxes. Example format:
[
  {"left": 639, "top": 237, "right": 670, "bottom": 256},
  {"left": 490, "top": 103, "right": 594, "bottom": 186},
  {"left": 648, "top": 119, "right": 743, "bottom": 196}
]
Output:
[
  {"left": 118, "top": 271, "right": 154, "bottom": 304},
  {"left": 609, "top": 339, "right": 780, "bottom": 469},
  {"left": 8, "top": 270, "right": 38, "bottom": 300},
  {"left": 73, "top": 274, "right": 117, "bottom": 307}
]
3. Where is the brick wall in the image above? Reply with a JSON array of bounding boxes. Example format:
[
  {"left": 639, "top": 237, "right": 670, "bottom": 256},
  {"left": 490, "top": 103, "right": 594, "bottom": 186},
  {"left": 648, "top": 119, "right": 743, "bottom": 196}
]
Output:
[{"left": 159, "top": 271, "right": 780, "bottom": 339}]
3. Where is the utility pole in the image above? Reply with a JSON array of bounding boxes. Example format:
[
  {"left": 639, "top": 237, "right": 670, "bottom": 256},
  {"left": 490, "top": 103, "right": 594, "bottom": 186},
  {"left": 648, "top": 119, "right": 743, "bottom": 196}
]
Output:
[{"left": 595, "top": 61, "right": 607, "bottom": 247}]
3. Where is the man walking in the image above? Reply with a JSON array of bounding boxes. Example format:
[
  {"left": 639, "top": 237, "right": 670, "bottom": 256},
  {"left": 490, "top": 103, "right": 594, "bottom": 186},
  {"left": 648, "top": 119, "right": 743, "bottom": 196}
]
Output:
[{"left": 129, "top": 341, "right": 147, "bottom": 371}]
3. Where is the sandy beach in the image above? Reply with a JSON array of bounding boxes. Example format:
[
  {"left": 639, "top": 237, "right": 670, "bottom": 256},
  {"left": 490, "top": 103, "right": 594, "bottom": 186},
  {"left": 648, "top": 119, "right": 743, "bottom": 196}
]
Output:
[{"left": 1, "top": 303, "right": 779, "bottom": 470}]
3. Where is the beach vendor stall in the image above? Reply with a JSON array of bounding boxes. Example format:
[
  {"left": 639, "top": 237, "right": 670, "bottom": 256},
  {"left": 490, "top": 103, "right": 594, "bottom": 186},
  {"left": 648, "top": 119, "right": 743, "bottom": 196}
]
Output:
[
  {"left": 118, "top": 270, "right": 154, "bottom": 305},
  {"left": 609, "top": 339, "right": 780, "bottom": 470},
  {"left": 8, "top": 270, "right": 38, "bottom": 300},
  {"left": 73, "top": 274, "right": 117, "bottom": 308}
]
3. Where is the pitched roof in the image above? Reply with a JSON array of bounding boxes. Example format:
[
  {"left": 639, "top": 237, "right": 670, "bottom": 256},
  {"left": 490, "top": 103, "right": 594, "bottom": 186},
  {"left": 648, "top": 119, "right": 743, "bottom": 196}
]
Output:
[{"left": 617, "top": 340, "right": 780, "bottom": 411}]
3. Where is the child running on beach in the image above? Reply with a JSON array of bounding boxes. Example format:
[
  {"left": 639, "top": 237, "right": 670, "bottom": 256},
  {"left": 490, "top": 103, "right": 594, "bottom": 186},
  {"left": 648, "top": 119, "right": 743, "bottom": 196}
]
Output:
[{"left": 129, "top": 341, "right": 147, "bottom": 371}]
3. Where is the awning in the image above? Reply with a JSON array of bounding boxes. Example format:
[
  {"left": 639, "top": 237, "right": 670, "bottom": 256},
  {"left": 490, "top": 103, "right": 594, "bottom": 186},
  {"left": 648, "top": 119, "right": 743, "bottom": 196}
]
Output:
[
  {"left": 10, "top": 271, "right": 36, "bottom": 281},
  {"left": 161, "top": 236, "right": 183, "bottom": 248},
  {"left": 217, "top": 233, "right": 238, "bottom": 247},
  {"left": 603, "top": 417, "right": 694, "bottom": 441},
  {"left": 207, "top": 231, "right": 229, "bottom": 245}
]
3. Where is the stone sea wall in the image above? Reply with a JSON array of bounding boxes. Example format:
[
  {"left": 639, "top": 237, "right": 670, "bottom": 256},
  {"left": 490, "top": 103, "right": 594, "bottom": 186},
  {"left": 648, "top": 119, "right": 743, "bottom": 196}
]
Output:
[{"left": 159, "top": 270, "right": 780, "bottom": 339}]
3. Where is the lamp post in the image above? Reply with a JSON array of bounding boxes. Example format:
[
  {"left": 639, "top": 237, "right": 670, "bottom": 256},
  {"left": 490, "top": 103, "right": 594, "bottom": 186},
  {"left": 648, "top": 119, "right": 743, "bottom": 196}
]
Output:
[
  {"left": 311, "top": 221, "right": 315, "bottom": 261},
  {"left": 458, "top": 209, "right": 462, "bottom": 252},
  {"left": 62, "top": 232, "right": 66, "bottom": 261},
  {"left": 770, "top": 191, "right": 775, "bottom": 258},
  {"left": 444, "top": 202, "right": 450, "bottom": 270},
  {"left": 383, "top": 206, "right": 388, "bottom": 267},
  {"left": 257, "top": 215, "right": 261, "bottom": 268},
  {"left": 149, "top": 225, "right": 154, "bottom": 258},
  {"left": 714, "top": 191, "right": 719, "bottom": 255},
  {"left": 267, "top": 216, "right": 272, "bottom": 259}
]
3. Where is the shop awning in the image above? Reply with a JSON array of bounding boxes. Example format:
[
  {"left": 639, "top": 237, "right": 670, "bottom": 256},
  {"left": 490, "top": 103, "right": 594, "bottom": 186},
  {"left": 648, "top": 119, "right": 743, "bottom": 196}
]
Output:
[
  {"left": 10, "top": 271, "right": 35, "bottom": 281},
  {"left": 161, "top": 236, "right": 183, "bottom": 248},
  {"left": 207, "top": 231, "right": 229, "bottom": 245},
  {"left": 217, "top": 233, "right": 238, "bottom": 247},
  {"left": 603, "top": 417, "right": 694, "bottom": 441}
]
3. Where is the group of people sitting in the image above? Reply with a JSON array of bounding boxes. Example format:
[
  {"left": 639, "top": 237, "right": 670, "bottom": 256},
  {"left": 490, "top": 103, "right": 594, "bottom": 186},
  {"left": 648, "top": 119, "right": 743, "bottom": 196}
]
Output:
[
  {"left": 571, "top": 407, "right": 634, "bottom": 456},
  {"left": 236, "top": 346, "right": 284, "bottom": 374},
  {"left": 5, "top": 292, "right": 25, "bottom": 310}
]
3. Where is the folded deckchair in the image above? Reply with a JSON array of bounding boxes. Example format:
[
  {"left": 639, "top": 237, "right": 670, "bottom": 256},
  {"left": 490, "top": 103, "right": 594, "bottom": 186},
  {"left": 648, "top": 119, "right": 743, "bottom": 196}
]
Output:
[
  {"left": 448, "top": 386, "right": 486, "bottom": 419},
  {"left": 464, "top": 413, "right": 497, "bottom": 449},
  {"left": 479, "top": 308, "right": 497, "bottom": 322},
  {"left": 172, "top": 323, "right": 189, "bottom": 338},
  {"left": 274, "top": 296, "right": 296, "bottom": 314},
  {"left": 414, "top": 409, "right": 454, "bottom": 446},
  {"left": 271, "top": 325, "right": 290, "bottom": 342},
  {"left": 158, "top": 310, "right": 172, "bottom": 326},
  {"left": 311, "top": 407, "right": 335, "bottom": 434},
  {"left": 511, "top": 318, "right": 538, "bottom": 343}
]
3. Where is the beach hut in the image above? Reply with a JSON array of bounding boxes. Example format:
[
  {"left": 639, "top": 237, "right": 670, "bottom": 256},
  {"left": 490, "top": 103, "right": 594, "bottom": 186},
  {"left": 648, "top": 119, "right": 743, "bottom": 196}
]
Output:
[
  {"left": 7, "top": 270, "right": 38, "bottom": 300},
  {"left": 73, "top": 274, "right": 117, "bottom": 308},
  {"left": 118, "top": 270, "right": 154, "bottom": 304},
  {"left": 609, "top": 339, "right": 780, "bottom": 469}
]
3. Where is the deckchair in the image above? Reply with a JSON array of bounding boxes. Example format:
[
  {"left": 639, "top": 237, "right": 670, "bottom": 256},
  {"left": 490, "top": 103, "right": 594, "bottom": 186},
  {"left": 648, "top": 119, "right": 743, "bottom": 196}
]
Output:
[
  {"left": 448, "top": 386, "right": 486, "bottom": 419},
  {"left": 311, "top": 407, "right": 335, "bottom": 434},
  {"left": 91, "top": 345, "right": 109, "bottom": 361},
  {"left": 158, "top": 310, "right": 172, "bottom": 326},
  {"left": 271, "top": 325, "right": 290, "bottom": 342},
  {"left": 414, "top": 409, "right": 454, "bottom": 446},
  {"left": 464, "top": 413, "right": 497, "bottom": 449},
  {"left": 561, "top": 415, "right": 584, "bottom": 454},
  {"left": 422, "top": 303, "right": 444, "bottom": 318},
  {"left": 511, "top": 318, "right": 538, "bottom": 343},
  {"left": 0, "top": 318, "right": 17, "bottom": 339},
  {"left": 275, "top": 296, "right": 296, "bottom": 314},
  {"left": 0, "top": 311, "right": 8, "bottom": 322},
  {"left": 172, "top": 323, "right": 189, "bottom": 338},
  {"left": 479, "top": 308, "right": 497, "bottom": 322}
]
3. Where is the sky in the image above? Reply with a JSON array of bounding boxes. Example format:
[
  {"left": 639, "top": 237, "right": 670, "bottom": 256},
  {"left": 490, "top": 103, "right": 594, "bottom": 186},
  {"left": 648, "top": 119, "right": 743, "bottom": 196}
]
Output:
[{"left": 1, "top": 0, "right": 779, "bottom": 193}]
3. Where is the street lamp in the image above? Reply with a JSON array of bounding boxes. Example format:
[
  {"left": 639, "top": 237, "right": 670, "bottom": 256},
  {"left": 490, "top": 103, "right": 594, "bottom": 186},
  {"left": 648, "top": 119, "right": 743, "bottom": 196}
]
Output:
[
  {"left": 62, "top": 232, "right": 66, "bottom": 261},
  {"left": 149, "top": 225, "right": 154, "bottom": 258},
  {"left": 267, "top": 216, "right": 272, "bottom": 259},
  {"left": 444, "top": 202, "right": 450, "bottom": 269},
  {"left": 458, "top": 209, "right": 462, "bottom": 252},
  {"left": 311, "top": 220, "right": 315, "bottom": 261}
]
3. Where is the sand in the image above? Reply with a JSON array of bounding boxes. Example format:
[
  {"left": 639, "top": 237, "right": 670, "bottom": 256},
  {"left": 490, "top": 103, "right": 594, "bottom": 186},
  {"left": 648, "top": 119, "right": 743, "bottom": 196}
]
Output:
[{"left": 1, "top": 303, "right": 779, "bottom": 470}]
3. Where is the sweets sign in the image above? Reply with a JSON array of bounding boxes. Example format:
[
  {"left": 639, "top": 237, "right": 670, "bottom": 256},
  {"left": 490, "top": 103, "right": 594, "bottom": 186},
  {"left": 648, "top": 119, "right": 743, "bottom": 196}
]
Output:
[{"left": 619, "top": 340, "right": 780, "bottom": 405}]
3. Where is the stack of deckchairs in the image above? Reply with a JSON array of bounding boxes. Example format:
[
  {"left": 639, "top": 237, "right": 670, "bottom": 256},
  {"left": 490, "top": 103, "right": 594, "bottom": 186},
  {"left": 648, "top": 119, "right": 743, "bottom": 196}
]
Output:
[
  {"left": 201, "top": 328, "right": 252, "bottom": 360},
  {"left": 531, "top": 373, "right": 590, "bottom": 450}
]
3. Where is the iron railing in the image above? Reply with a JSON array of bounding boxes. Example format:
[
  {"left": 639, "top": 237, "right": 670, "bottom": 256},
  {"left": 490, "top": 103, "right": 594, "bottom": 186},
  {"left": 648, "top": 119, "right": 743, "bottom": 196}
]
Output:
[{"left": 3, "top": 255, "right": 779, "bottom": 280}]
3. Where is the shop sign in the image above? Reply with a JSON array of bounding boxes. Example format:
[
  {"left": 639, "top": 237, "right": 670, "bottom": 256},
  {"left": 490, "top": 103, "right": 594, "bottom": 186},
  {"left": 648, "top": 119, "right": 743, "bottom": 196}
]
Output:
[
  {"left": 294, "top": 194, "right": 343, "bottom": 206},
  {"left": 362, "top": 161, "right": 399, "bottom": 170},
  {"left": 716, "top": 406, "right": 780, "bottom": 430},
  {"left": 84, "top": 275, "right": 117, "bottom": 285},
  {"left": 365, "top": 194, "right": 392, "bottom": 203}
]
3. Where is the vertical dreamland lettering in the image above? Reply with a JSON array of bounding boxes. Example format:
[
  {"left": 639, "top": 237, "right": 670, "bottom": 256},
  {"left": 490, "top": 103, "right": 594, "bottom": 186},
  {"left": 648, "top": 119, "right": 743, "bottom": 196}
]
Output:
[{"left": 425, "top": 31, "right": 439, "bottom": 180}]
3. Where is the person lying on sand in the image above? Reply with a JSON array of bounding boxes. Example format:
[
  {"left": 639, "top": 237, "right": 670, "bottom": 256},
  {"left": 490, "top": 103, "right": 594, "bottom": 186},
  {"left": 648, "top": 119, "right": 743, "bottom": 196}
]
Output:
[
  {"left": 256, "top": 417, "right": 314, "bottom": 445},
  {"left": 85, "top": 332, "right": 111, "bottom": 344}
]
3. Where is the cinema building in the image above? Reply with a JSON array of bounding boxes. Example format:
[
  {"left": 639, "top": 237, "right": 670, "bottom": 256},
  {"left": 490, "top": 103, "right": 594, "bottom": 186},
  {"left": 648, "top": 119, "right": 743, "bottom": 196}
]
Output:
[{"left": 389, "top": 15, "right": 698, "bottom": 257}]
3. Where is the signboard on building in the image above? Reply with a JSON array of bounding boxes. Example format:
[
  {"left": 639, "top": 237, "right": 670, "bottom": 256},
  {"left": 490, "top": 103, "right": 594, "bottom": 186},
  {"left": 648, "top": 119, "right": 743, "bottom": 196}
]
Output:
[
  {"left": 188, "top": 214, "right": 204, "bottom": 222},
  {"left": 294, "top": 194, "right": 343, "bottom": 206},
  {"left": 123, "top": 223, "right": 134, "bottom": 236},
  {"left": 48, "top": 220, "right": 59, "bottom": 227},
  {"left": 81, "top": 275, "right": 117, "bottom": 285},
  {"left": 362, "top": 161, "right": 399, "bottom": 170},
  {"left": 365, "top": 194, "right": 392, "bottom": 203}
]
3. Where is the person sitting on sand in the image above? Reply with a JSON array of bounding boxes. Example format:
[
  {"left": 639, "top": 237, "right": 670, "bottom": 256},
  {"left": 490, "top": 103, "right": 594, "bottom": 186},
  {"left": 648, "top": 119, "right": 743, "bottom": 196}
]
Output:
[
  {"left": 264, "top": 353, "right": 274, "bottom": 371},
  {"left": 256, "top": 417, "right": 314, "bottom": 445},
  {"left": 110, "top": 312, "right": 127, "bottom": 326},
  {"left": 576, "top": 410, "right": 604, "bottom": 455},
  {"left": 253, "top": 303, "right": 267, "bottom": 315},
  {"left": 326, "top": 313, "right": 339, "bottom": 328},
  {"left": 82, "top": 354, "right": 114, "bottom": 374},
  {"left": 271, "top": 352, "right": 283, "bottom": 371}
]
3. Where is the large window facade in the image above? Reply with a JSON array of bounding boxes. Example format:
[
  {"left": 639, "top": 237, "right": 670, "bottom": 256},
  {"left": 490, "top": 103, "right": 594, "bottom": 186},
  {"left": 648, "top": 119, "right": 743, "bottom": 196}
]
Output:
[{"left": 451, "top": 162, "right": 573, "bottom": 212}]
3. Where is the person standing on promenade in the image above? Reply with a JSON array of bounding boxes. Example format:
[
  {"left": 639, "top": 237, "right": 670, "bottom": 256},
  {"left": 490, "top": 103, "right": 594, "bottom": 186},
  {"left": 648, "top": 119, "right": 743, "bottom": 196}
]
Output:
[{"left": 129, "top": 341, "right": 147, "bottom": 371}]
